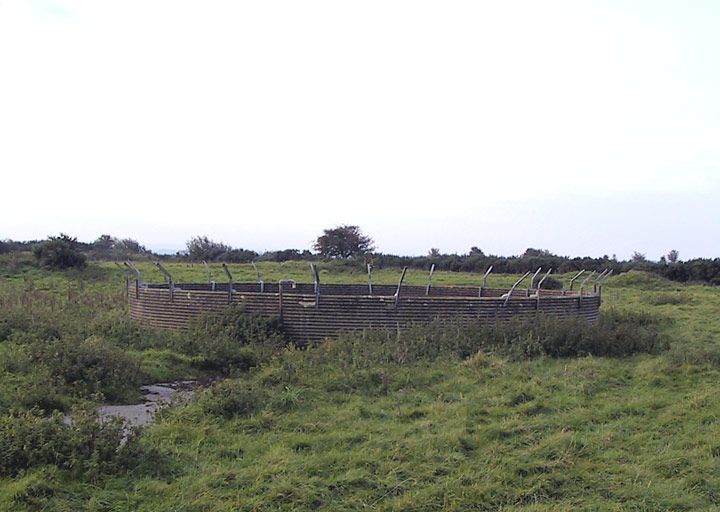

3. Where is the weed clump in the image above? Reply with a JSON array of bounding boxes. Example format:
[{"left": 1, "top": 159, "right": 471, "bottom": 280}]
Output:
[
  {"left": 199, "top": 379, "right": 265, "bottom": 419},
  {"left": 308, "top": 309, "right": 668, "bottom": 368},
  {"left": 186, "top": 305, "right": 283, "bottom": 374},
  {"left": 0, "top": 408, "right": 166, "bottom": 479},
  {"left": 27, "top": 335, "right": 145, "bottom": 402}
]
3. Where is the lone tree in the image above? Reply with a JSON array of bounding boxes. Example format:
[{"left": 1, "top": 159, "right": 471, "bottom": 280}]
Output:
[
  {"left": 186, "top": 236, "right": 231, "bottom": 261},
  {"left": 314, "top": 225, "right": 375, "bottom": 259},
  {"left": 33, "top": 233, "right": 87, "bottom": 269}
]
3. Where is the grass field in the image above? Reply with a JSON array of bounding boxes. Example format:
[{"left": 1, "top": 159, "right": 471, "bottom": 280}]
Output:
[{"left": 2, "top": 253, "right": 720, "bottom": 510}]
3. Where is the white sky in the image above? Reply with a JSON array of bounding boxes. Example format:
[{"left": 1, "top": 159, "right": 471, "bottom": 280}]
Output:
[{"left": 1, "top": 0, "right": 718, "bottom": 260}]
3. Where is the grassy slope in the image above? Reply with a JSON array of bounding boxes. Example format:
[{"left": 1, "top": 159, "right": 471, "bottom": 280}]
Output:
[{"left": 2, "top": 256, "right": 720, "bottom": 510}]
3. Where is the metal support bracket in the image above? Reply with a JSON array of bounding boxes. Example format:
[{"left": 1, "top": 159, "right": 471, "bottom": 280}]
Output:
[
  {"left": 154, "top": 262, "right": 175, "bottom": 302},
  {"left": 124, "top": 261, "right": 144, "bottom": 298},
  {"left": 577, "top": 270, "right": 597, "bottom": 306},
  {"left": 367, "top": 264, "right": 373, "bottom": 295},
  {"left": 310, "top": 263, "right": 320, "bottom": 310},
  {"left": 530, "top": 267, "right": 543, "bottom": 289},
  {"left": 568, "top": 269, "right": 585, "bottom": 293},
  {"left": 503, "top": 271, "right": 531, "bottom": 307},
  {"left": 536, "top": 268, "right": 553, "bottom": 290},
  {"left": 535, "top": 269, "right": 552, "bottom": 309},
  {"left": 426, "top": 264, "right": 435, "bottom": 296},
  {"left": 251, "top": 261, "right": 264, "bottom": 293},
  {"left": 593, "top": 269, "right": 610, "bottom": 292},
  {"left": 222, "top": 263, "right": 234, "bottom": 304},
  {"left": 203, "top": 260, "right": 212, "bottom": 283},
  {"left": 479, "top": 266, "right": 493, "bottom": 297},
  {"left": 114, "top": 261, "right": 130, "bottom": 297},
  {"left": 395, "top": 266, "right": 407, "bottom": 308}
]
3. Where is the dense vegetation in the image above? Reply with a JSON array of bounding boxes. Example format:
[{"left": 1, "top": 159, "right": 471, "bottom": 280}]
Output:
[
  {"left": 1, "top": 252, "right": 720, "bottom": 510},
  {"left": 3, "top": 233, "right": 720, "bottom": 284}
]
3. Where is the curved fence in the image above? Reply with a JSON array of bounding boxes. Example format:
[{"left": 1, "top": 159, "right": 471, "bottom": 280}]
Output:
[{"left": 128, "top": 280, "right": 602, "bottom": 344}]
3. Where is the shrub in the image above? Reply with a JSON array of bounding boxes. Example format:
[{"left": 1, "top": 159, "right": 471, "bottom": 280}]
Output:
[
  {"left": 0, "top": 408, "right": 165, "bottom": 479},
  {"left": 188, "top": 304, "right": 283, "bottom": 347},
  {"left": 304, "top": 309, "right": 668, "bottom": 368},
  {"left": 89, "top": 310, "right": 180, "bottom": 351},
  {"left": 187, "top": 305, "right": 283, "bottom": 373},
  {"left": 191, "top": 337, "right": 262, "bottom": 373},
  {"left": 29, "top": 336, "right": 144, "bottom": 401},
  {"left": 32, "top": 234, "right": 87, "bottom": 270},
  {"left": 199, "top": 379, "right": 264, "bottom": 419}
]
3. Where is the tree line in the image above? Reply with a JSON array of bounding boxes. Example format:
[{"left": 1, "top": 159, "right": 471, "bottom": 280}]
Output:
[{"left": 2, "top": 227, "right": 719, "bottom": 285}]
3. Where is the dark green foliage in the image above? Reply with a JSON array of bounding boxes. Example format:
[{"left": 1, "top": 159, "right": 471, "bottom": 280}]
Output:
[
  {"left": 32, "top": 234, "right": 87, "bottom": 270},
  {"left": 313, "top": 225, "right": 375, "bottom": 259},
  {"left": 88, "top": 309, "right": 181, "bottom": 351},
  {"left": 189, "top": 304, "right": 283, "bottom": 346},
  {"left": 503, "top": 309, "right": 667, "bottom": 359},
  {"left": 28, "top": 336, "right": 145, "bottom": 402},
  {"left": 89, "top": 235, "right": 147, "bottom": 260},
  {"left": 191, "top": 337, "right": 262, "bottom": 373},
  {"left": 186, "top": 305, "right": 283, "bottom": 373},
  {"left": 538, "top": 275, "right": 563, "bottom": 290},
  {"left": 199, "top": 379, "right": 264, "bottom": 419},
  {"left": 0, "top": 408, "right": 165, "bottom": 479},
  {"left": 313, "top": 310, "right": 667, "bottom": 369},
  {"left": 185, "top": 235, "right": 258, "bottom": 262}
]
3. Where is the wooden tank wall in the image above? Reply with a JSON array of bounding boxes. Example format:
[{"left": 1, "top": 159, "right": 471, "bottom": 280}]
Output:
[{"left": 128, "top": 282, "right": 601, "bottom": 344}]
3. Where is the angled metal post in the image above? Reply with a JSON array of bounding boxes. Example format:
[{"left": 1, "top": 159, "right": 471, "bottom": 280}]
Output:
[
  {"left": 503, "top": 271, "right": 531, "bottom": 307},
  {"left": 530, "top": 267, "right": 543, "bottom": 289},
  {"left": 367, "top": 264, "right": 373, "bottom": 295},
  {"left": 479, "top": 265, "right": 493, "bottom": 297},
  {"left": 568, "top": 269, "right": 585, "bottom": 292},
  {"left": 596, "top": 270, "right": 613, "bottom": 298},
  {"left": 203, "top": 260, "right": 212, "bottom": 283},
  {"left": 222, "top": 263, "right": 233, "bottom": 304},
  {"left": 536, "top": 268, "right": 553, "bottom": 289},
  {"left": 593, "top": 269, "right": 610, "bottom": 292},
  {"left": 395, "top": 266, "right": 408, "bottom": 308},
  {"left": 577, "top": 271, "right": 597, "bottom": 306},
  {"left": 426, "top": 264, "right": 435, "bottom": 296},
  {"left": 596, "top": 269, "right": 613, "bottom": 286},
  {"left": 114, "top": 261, "right": 130, "bottom": 297},
  {"left": 124, "top": 261, "right": 143, "bottom": 284},
  {"left": 535, "top": 268, "right": 553, "bottom": 310},
  {"left": 251, "top": 261, "right": 264, "bottom": 292},
  {"left": 124, "top": 261, "right": 143, "bottom": 298},
  {"left": 154, "top": 262, "right": 174, "bottom": 302},
  {"left": 310, "top": 263, "right": 320, "bottom": 310}
]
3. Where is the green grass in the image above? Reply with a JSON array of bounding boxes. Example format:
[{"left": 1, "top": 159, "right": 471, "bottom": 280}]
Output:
[{"left": 2, "top": 255, "right": 720, "bottom": 510}]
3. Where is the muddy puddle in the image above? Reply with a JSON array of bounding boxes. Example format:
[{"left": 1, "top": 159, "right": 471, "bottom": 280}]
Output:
[{"left": 65, "top": 380, "right": 199, "bottom": 428}]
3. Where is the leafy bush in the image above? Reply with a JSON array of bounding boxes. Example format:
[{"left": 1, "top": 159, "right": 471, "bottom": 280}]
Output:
[
  {"left": 298, "top": 309, "right": 668, "bottom": 370},
  {"left": 199, "top": 379, "right": 264, "bottom": 419},
  {"left": 0, "top": 408, "right": 165, "bottom": 479},
  {"left": 28, "top": 336, "right": 144, "bottom": 402},
  {"left": 191, "top": 337, "right": 262, "bottom": 373},
  {"left": 89, "top": 310, "right": 180, "bottom": 351},
  {"left": 187, "top": 305, "right": 283, "bottom": 373},
  {"left": 32, "top": 234, "right": 87, "bottom": 270}
]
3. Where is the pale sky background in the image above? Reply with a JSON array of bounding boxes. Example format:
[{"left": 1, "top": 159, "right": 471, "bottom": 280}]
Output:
[{"left": 1, "top": 0, "right": 718, "bottom": 260}]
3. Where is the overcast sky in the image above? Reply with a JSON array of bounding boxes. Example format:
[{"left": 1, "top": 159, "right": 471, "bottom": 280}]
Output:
[{"left": 1, "top": 0, "right": 718, "bottom": 260}]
